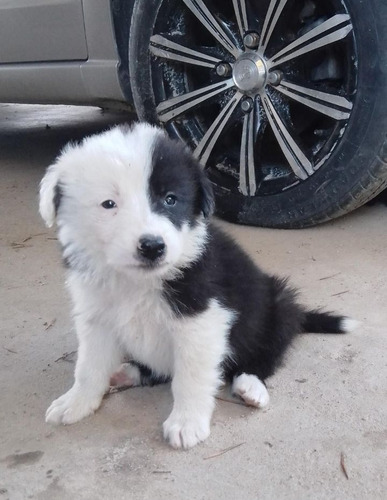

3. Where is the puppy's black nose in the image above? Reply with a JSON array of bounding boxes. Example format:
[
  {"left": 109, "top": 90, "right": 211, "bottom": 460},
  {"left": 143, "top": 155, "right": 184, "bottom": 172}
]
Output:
[{"left": 137, "top": 235, "right": 166, "bottom": 261}]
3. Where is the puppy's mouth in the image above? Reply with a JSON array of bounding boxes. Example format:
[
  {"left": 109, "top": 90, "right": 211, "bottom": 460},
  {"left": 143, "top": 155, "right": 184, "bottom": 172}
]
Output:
[
  {"left": 130, "top": 257, "right": 168, "bottom": 271},
  {"left": 138, "top": 261, "right": 167, "bottom": 271}
]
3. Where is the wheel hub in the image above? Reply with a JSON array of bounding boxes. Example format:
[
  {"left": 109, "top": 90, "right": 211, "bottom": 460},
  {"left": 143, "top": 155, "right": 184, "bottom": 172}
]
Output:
[
  {"left": 146, "top": 0, "right": 356, "bottom": 204},
  {"left": 232, "top": 52, "right": 267, "bottom": 94}
]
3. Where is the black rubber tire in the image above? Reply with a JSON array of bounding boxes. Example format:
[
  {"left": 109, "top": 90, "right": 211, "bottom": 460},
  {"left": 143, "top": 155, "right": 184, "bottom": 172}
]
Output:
[{"left": 129, "top": 0, "right": 387, "bottom": 228}]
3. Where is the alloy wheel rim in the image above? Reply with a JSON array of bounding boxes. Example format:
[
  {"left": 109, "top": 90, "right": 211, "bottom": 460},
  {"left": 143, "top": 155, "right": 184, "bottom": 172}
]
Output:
[{"left": 149, "top": 0, "right": 357, "bottom": 197}]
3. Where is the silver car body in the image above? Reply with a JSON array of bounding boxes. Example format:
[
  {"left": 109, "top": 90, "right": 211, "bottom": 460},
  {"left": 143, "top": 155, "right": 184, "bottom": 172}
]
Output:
[{"left": 0, "top": 0, "right": 128, "bottom": 107}]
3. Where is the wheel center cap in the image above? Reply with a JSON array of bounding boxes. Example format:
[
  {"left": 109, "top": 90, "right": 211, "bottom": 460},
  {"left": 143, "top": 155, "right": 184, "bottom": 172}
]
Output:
[{"left": 233, "top": 53, "right": 267, "bottom": 94}]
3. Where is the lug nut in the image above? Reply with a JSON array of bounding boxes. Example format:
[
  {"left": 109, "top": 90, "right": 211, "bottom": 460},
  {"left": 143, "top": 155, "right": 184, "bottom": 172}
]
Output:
[
  {"left": 216, "top": 63, "right": 231, "bottom": 77},
  {"left": 241, "top": 98, "right": 254, "bottom": 113},
  {"left": 244, "top": 32, "right": 259, "bottom": 49},
  {"left": 268, "top": 70, "right": 283, "bottom": 86}
]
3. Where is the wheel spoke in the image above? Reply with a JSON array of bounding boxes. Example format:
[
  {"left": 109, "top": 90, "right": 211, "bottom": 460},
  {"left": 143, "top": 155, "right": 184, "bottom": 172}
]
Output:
[
  {"left": 239, "top": 104, "right": 258, "bottom": 196},
  {"left": 270, "top": 14, "right": 352, "bottom": 67},
  {"left": 275, "top": 80, "right": 353, "bottom": 120},
  {"left": 232, "top": 0, "right": 248, "bottom": 40},
  {"left": 157, "top": 79, "right": 235, "bottom": 123},
  {"left": 262, "top": 94, "right": 313, "bottom": 180},
  {"left": 259, "top": 0, "right": 289, "bottom": 54},
  {"left": 182, "top": 0, "right": 240, "bottom": 58},
  {"left": 194, "top": 91, "right": 243, "bottom": 165},
  {"left": 150, "top": 35, "right": 221, "bottom": 68}
]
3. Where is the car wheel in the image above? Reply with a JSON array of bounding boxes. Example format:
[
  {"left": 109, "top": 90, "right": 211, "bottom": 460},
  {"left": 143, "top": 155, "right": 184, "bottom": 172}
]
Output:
[{"left": 129, "top": 0, "right": 387, "bottom": 228}]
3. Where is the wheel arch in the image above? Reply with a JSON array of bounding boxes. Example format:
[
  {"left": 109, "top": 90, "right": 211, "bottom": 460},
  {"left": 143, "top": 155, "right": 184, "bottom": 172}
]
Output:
[{"left": 110, "top": 0, "right": 137, "bottom": 107}]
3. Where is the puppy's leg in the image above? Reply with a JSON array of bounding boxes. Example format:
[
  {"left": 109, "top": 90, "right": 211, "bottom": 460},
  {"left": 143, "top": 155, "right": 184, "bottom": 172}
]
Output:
[
  {"left": 163, "top": 300, "right": 233, "bottom": 449},
  {"left": 232, "top": 373, "right": 270, "bottom": 408},
  {"left": 46, "top": 319, "right": 122, "bottom": 425}
]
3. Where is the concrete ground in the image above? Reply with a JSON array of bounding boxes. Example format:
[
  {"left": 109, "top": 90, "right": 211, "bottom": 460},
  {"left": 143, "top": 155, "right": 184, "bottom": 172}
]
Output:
[{"left": 0, "top": 104, "right": 386, "bottom": 500}]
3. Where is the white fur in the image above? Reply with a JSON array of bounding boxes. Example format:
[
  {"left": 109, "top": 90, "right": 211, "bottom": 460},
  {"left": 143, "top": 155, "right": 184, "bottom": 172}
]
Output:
[
  {"left": 340, "top": 317, "right": 359, "bottom": 333},
  {"left": 41, "top": 124, "right": 235, "bottom": 448},
  {"left": 232, "top": 373, "right": 270, "bottom": 408},
  {"left": 46, "top": 269, "right": 234, "bottom": 448},
  {"left": 163, "top": 299, "right": 234, "bottom": 449}
]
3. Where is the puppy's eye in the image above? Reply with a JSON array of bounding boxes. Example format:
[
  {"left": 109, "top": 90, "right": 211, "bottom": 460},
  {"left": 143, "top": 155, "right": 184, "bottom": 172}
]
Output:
[
  {"left": 101, "top": 200, "right": 117, "bottom": 209},
  {"left": 164, "top": 194, "right": 177, "bottom": 207}
]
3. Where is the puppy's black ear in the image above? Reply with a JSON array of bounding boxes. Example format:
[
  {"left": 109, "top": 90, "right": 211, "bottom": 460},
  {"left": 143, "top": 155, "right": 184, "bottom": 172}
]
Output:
[
  {"left": 198, "top": 167, "right": 215, "bottom": 218},
  {"left": 186, "top": 148, "right": 215, "bottom": 218}
]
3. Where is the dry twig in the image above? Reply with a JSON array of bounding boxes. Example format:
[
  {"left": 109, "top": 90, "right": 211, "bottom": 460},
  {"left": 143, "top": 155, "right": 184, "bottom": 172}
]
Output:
[
  {"left": 215, "top": 395, "right": 246, "bottom": 406},
  {"left": 3, "top": 346, "right": 17, "bottom": 354},
  {"left": 10, "top": 242, "right": 32, "bottom": 249},
  {"left": 331, "top": 290, "right": 349, "bottom": 297},
  {"left": 108, "top": 385, "right": 133, "bottom": 395},
  {"left": 44, "top": 319, "right": 57, "bottom": 330},
  {"left": 319, "top": 272, "right": 341, "bottom": 281},
  {"left": 54, "top": 350, "right": 77, "bottom": 363},
  {"left": 10, "top": 233, "right": 47, "bottom": 248},
  {"left": 203, "top": 442, "right": 245, "bottom": 460},
  {"left": 340, "top": 452, "right": 349, "bottom": 480}
]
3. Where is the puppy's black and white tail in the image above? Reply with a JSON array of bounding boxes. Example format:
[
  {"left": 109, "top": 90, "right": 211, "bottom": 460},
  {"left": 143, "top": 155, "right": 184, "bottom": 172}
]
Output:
[{"left": 302, "top": 311, "right": 358, "bottom": 334}]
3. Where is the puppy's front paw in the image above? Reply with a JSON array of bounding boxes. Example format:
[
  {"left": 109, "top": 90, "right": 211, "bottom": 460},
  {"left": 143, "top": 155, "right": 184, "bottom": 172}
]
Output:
[
  {"left": 163, "top": 411, "right": 210, "bottom": 449},
  {"left": 45, "top": 387, "right": 103, "bottom": 425}
]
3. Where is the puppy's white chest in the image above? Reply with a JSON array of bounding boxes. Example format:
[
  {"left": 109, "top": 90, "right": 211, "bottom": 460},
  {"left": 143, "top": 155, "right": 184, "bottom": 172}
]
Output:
[
  {"left": 109, "top": 285, "right": 175, "bottom": 376},
  {"left": 70, "top": 273, "right": 176, "bottom": 376}
]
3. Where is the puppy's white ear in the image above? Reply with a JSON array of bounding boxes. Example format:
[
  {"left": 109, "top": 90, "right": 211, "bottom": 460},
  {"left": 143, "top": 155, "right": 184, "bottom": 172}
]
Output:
[{"left": 39, "top": 163, "right": 61, "bottom": 227}]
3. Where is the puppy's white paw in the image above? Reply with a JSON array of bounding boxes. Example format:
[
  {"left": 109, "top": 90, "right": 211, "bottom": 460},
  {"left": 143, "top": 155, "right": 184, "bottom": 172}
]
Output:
[
  {"left": 110, "top": 363, "right": 142, "bottom": 388},
  {"left": 163, "top": 411, "right": 210, "bottom": 449},
  {"left": 232, "top": 373, "right": 270, "bottom": 408},
  {"left": 45, "top": 387, "right": 103, "bottom": 425}
]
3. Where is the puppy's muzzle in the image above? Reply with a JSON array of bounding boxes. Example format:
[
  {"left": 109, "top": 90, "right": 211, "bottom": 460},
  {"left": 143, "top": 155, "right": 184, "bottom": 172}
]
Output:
[{"left": 137, "top": 235, "right": 166, "bottom": 262}]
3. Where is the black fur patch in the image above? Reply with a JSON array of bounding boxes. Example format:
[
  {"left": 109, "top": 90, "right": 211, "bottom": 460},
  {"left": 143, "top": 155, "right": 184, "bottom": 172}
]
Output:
[
  {"left": 54, "top": 184, "right": 63, "bottom": 215},
  {"left": 302, "top": 311, "right": 345, "bottom": 333},
  {"left": 149, "top": 135, "right": 214, "bottom": 227},
  {"left": 131, "top": 361, "right": 171, "bottom": 387},
  {"left": 163, "top": 224, "right": 344, "bottom": 383}
]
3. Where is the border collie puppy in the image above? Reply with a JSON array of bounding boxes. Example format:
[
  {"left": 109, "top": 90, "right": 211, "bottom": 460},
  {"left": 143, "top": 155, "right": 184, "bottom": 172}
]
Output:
[{"left": 39, "top": 123, "right": 355, "bottom": 449}]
